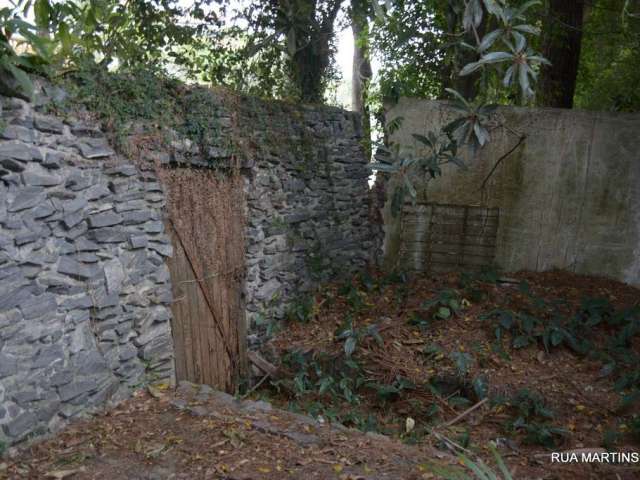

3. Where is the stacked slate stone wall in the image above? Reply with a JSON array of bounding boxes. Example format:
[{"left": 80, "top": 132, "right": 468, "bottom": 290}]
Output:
[
  {"left": 235, "top": 100, "right": 378, "bottom": 334},
  {"left": 0, "top": 92, "right": 174, "bottom": 447},
  {"left": 139, "top": 90, "right": 380, "bottom": 341},
  {"left": 0, "top": 82, "right": 381, "bottom": 445}
]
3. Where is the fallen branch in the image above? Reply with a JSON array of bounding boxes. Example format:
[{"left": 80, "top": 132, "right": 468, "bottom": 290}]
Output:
[
  {"left": 430, "top": 430, "right": 474, "bottom": 455},
  {"left": 241, "top": 373, "right": 270, "bottom": 399},
  {"left": 440, "top": 397, "right": 488, "bottom": 428},
  {"left": 478, "top": 135, "right": 526, "bottom": 192},
  {"left": 248, "top": 351, "right": 278, "bottom": 377}
]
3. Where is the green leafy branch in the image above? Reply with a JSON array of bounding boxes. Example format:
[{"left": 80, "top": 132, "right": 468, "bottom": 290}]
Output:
[{"left": 371, "top": 0, "right": 547, "bottom": 216}]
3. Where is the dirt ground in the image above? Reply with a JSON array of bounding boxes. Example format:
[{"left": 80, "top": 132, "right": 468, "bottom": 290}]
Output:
[
  {"left": 2, "top": 380, "right": 637, "bottom": 480},
  {"left": 259, "top": 269, "right": 640, "bottom": 479},
  {"left": 1, "top": 382, "right": 466, "bottom": 480},
  {"left": 2, "top": 269, "right": 640, "bottom": 479}
]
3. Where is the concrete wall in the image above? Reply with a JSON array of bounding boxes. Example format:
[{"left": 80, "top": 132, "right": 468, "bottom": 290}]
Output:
[
  {"left": 382, "top": 99, "right": 640, "bottom": 285},
  {"left": 0, "top": 93, "right": 174, "bottom": 446}
]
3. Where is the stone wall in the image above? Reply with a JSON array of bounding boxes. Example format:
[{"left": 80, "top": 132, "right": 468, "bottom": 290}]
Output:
[
  {"left": 382, "top": 99, "right": 640, "bottom": 286},
  {"left": 0, "top": 82, "right": 380, "bottom": 445},
  {"left": 0, "top": 92, "right": 174, "bottom": 446},
  {"left": 235, "top": 100, "right": 378, "bottom": 332},
  {"left": 144, "top": 90, "right": 381, "bottom": 338}
]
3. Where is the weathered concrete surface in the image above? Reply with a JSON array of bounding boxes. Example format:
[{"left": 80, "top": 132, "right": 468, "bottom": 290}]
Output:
[{"left": 382, "top": 99, "right": 640, "bottom": 286}]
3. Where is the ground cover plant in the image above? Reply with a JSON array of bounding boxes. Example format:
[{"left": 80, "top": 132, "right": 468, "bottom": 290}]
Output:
[{"left": 255, "top": 268, "right": 640, "bottom": 479}]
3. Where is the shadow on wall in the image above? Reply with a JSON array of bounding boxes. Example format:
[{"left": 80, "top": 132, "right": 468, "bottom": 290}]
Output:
[{"left": 381, "top": 99, "right": 640, "bottom": 286}]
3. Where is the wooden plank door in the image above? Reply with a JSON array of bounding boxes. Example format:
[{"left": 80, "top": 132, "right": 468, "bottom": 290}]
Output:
[{"left": 161, "top": 168, "right": 247, "bottom": 392}]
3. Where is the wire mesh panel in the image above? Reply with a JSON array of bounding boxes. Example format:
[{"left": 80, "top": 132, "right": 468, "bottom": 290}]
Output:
[{"left": 400, "top": 203, "right": 499, "bottom": 274}]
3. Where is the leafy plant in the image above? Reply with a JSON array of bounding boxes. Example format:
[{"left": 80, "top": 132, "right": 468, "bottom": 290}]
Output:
[
  {"left": 425, "top": 441, "right": 513, "bottom": 480},
  {"left": 496, "top": 388, "right": 567, "bottom": 448},
  {"left": 460, "top": 442, "right": 514, "bottom": 480},
  {"left": 451, "top": 351, "right": 474, "bottom": 377},
  {"left": 442, "top": 89, "right": 497, "bottom": 147},
  {"left": 422, "top": 289, "right": 462, "bottom": 320},
  {"left": 459, "top": 0, "right": 548, "bottom": 98},
  {"left": 335, "top": 316, "right": 383, "bottom": 357},
  {"left": 472, "top": 374, "right": 489, "bottom": 399},
  {"left": 0, "top": 5, "right": 51, "bottom": 99},
  {"left": 337, "top": 279, "right": 368, "bottom": 312},
  {"left": 285, "top": 294, "right": 316, "bottom": 323},
  {"left": 480, "top": 306, "right": 580, "bottom": 353},
  {"left": 422, "top": 342, "right": 445, "bottom": 360},
  {"left": 407, "top": 311, "right": 430, "bottom": 330},
  {"left": 370, "top": 375, "right": 416, "bottom": 402}
]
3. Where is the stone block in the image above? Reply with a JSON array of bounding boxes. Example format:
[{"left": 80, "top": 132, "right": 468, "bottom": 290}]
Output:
[
  {"left": 42, "top": 150, "right": 64, "bottom": 169},
  {"left": 22, "top": 170, "right": 61, "bottom": 187},
  {"left": 34, "top": 114, "right": 64, "bottom": 134},
  {"left": 104, "top": 258, "right": 125, "bottom": 295},
  {"left": 75, "top": 138, "right": 115, "bottom": 159},
  {"left": 122, "top": 210, "right": 154, "bottom": 225},
  {"left": 0, "top": 140, "right": 42, "bottom": 162},
  {"left": 74, "top": 238, "right": 100, "bottom": 251},
  {"left": 19, "top": 293, "right": 57, "bottom": 320},
  {"left": 0, "top": 353, "right": 18, "bottom": 378},
  {"left": 0, "top": 124, "right": 37, "bottom": 143},
  {"left": 84, "top": 184, "right": 111, "bottom": 201},
  {"left": 88, "top": 212, "right": 123, "bottom": 228},
  {"left": 3, "top": 410, "right": 37, "bottom": 439},
  {"left": 147, "top": 242, "right": 172, "bottom": 257},
  {"left": 88, "top": 227, "right": 126, "bottom": 243},
  {"left": 57, "top": 257, "right": 100, "bottom": 280},
  {"left": 61, "top": 197, "right": 88, "bottom": 214},
  {"left": 129, "top": 235, "right": 148, "bottom": 249},
  {"left": 1, "top": 158, "right": 25, "bottom": 172},
  {"left": 8, "top": 186, "right": 45, "bottom": 212},
  {"left": 32, "top": 344, "right": 64, "bottom": 369},
  {"left": 62, "top": 211, "right": 85, "bottom": 229},
  {"left": 58, "top": 378, "right": 98, "bottom": 402}
]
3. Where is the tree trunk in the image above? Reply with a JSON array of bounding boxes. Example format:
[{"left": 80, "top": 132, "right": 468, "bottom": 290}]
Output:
[
  {"left": 440, "top": 3, "right": 485, "bottom": 100},
  {"left": 537, "top": 0, "right": 586, "bottom": 108},
  {"left": 292, "top": 41, "right": 329, "bottom": 103},
  {"left": 281, "top": 0, "right": 341, "bottom": 103},
  {"left": 350, "top": 0, "right": 372, "bottom": 159}
]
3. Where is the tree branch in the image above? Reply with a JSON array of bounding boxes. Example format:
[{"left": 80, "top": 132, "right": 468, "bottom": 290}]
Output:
[{"left": 477, "top": 134, "right": 526, "bottom": 192}]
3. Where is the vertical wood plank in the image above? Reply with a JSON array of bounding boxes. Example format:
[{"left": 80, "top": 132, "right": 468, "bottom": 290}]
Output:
[{"left": 161, "top": 168, "right": 247, "bottom": 392}]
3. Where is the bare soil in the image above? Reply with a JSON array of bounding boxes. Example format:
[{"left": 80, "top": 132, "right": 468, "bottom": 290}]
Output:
[
  {"left": 3, "top": 270, "right": 640, "bottom": 479},
  {"left": 260, "top": 269, "right": 640, "bottom": 479}
]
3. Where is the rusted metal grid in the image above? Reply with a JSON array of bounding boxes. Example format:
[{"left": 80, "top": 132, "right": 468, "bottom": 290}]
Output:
[{"left": 400, "top": 203, "right": 499, "bottom": 274}]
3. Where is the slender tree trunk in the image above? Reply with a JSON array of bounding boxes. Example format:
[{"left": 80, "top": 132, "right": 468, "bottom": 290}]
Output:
[
  {"left": 281, "top": 0, "right": 341, "bottom": 103},
  {"left": 350, "top": 0, "right": 372, "bottom": 159},
  {"left": 440, "top": 3, "right": 485, "bottom": 99},
  {"left": 537, "top": 0, "right": 586, "bottom": 108}
]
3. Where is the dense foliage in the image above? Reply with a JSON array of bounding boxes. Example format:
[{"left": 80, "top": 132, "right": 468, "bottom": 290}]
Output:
[
  {"left": 574, "top": 0, "right": 640, "bottom": 111},
  {"left": 0, "top": 5, "right": 49, "bottom": 99},
  {"left": 1, "top": 0, "right": 639, "bottom": 111},
  {"left": 372, "top": 0, "right": 548, "bottom": 214},
  {"left": 370, "top": 0, "right": 445, "bottom": 102}
]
